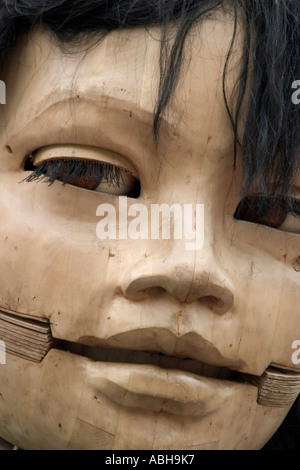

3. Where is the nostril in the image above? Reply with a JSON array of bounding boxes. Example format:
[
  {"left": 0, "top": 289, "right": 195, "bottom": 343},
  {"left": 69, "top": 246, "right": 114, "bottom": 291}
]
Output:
[
  {"left": 200, "top": 296, "right": 224, "bottom": 311},
  {"left": 138, "top": 286, "right": 166, "bottom": 297},
  {"left": 198, "top": 290, "right": 234, "bottom": 315},
  {"left": 125, "top": 286, "right": 166, "bottom": 301}
]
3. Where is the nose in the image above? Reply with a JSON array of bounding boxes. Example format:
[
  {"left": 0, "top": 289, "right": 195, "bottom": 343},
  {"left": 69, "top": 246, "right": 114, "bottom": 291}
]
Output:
[{"left": 121, "top": 241, "right": 234, "bottom": 315}]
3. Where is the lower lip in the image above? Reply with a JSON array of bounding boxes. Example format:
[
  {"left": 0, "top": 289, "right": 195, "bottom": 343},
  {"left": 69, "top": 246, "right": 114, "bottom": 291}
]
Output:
[{"left": 77, "top": 353, "right": 257, "bottom": 417}]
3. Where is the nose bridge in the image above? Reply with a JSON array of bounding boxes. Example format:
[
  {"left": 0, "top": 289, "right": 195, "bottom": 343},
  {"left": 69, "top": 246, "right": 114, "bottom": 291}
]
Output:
[{"left": 184, "top": 199, "right": 235, "bottom": 311}]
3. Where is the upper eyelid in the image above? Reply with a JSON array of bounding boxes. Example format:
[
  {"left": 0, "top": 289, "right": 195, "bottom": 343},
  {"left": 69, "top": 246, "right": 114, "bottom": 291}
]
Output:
[{"left": 32, "top": 145, "right": 138, "bottom": 178}]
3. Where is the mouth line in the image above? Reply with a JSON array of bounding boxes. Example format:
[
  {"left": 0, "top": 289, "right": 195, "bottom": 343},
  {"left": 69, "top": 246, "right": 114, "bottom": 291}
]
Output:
[
  {"left": 58, "top": 341, "right": 300, "bottom": 409},
  {"left": 0, "top": 307, "right": 241, "bottom": 381},
  {"left": 60, "top": 339, "right": 241, "bottom": 382}
]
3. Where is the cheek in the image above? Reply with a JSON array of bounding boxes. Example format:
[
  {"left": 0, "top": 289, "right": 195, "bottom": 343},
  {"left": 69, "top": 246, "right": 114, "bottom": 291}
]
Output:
[
  {"left": 211, "top": 236, "right": 300, "bottom": 374},
  {"left": 270, "top": 270, "right": 300, "bottom": 368},
  {"left": 0, "top": 173, "right": 113, "bottom": 327},
  {"left": 233, "top": 272, "right": 284, "bottom": 370},
  {"left": 221, "top": 201, "right": 300, "bottom": 374}
]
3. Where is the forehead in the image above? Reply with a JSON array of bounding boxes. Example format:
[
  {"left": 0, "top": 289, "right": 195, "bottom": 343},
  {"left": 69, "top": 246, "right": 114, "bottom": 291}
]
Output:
[{"left": 4, "top": 12, "right": 241, "bottom": 155}]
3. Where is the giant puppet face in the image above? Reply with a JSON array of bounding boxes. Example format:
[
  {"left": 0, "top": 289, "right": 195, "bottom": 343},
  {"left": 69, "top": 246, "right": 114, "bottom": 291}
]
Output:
[{"left": 0, "top": 9, "right": 299, "bottom": 450}]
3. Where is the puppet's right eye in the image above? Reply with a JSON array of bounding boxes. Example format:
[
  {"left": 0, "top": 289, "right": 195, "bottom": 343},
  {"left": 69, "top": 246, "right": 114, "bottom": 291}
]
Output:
[
  {"left": 234, "top": 195, "right": 300, "bottom": 233},
  {"left": 234, "top": 195, "right": 287, "bottom": 229},
  {"left": 23, "top": 145, "right": 140, "bottom": 198}
]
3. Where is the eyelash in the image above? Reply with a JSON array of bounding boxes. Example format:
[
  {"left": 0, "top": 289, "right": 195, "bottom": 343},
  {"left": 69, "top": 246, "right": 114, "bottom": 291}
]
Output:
[
  {"left": 24, "top": 158, "right": 123, "bottom": 187},
  {"left": 23, "top": 156, "right": 141, "bottom": 197}
]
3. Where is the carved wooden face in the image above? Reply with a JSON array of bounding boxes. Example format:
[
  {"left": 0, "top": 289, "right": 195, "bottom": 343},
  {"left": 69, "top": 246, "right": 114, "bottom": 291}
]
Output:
[{"left": 0, "top": 12, "right": 299, "bottom": 450}]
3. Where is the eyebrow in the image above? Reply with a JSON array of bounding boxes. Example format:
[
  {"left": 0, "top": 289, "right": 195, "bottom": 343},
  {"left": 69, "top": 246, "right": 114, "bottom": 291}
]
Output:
[
  {"left": 8, "top": 90, "right": 158, "bottom": 154},
  {"left": 32, "top": 91, "right": 155, "bottom": 125},
  {"left": 23, "top": 86, "right": 185, "bottom": 145}
]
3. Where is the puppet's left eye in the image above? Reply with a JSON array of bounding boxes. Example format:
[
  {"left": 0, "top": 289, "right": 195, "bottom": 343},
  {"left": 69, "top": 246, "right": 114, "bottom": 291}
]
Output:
[
  {"left": 234, "top": 195, "right": 300, "bottom": 234},
  {"left": 23, "top": 145, "right": 140, "bottom": 198}
]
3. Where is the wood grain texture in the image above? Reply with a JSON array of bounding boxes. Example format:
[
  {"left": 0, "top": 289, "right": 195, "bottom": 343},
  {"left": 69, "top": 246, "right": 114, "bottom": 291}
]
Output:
[
  {"left": 242, "top": 367, "right": 300, "bottom": 407},
  {"left": 0, "top": 309, "right": 56, "bottom": 362}
]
